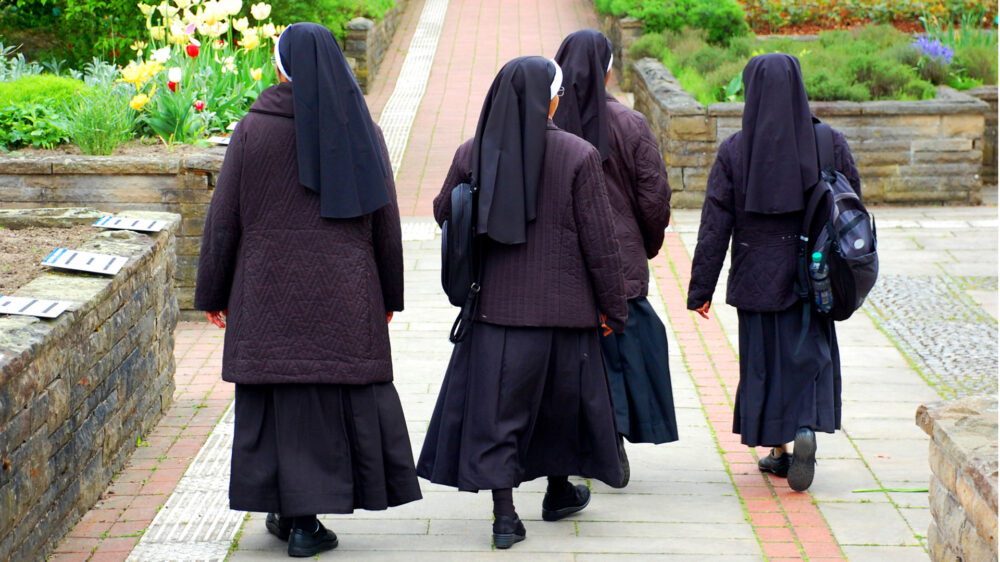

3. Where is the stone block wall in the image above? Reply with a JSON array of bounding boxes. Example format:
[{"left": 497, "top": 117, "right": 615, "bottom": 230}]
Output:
[
  {"left": 0, "top": 152, "right": 224, "bottom": 315},
  {"left": 343, "top": 0, "right": 410, "bottom": 93},
  {"left": 916, "top": 396, "right": 998, "bottom": 562},
  {"left": 599, "top": 13, "right": 991, "bottom": 208},
  {"left": 0, "top": 207, "right": 180, "bottom": 562},
  {"left": 630, "top": 58, "right": 987, "bottom": 208},
  {"left": 967, "top": 86, "right": 998, "bottom": 187}
]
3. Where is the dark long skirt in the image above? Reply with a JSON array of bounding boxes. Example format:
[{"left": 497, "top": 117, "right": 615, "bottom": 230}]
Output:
[
  {"left": 230, "top": 382, "right": 422, "bottom": 516},
  {"left": 734, "top": 303, "right": 841, "bottom": 447},
  {"left": 416, "top": 322, "right": 624, "bottom": 491},
  {"left": 600, "top": 297, "right": 679, "bottom": 444}
]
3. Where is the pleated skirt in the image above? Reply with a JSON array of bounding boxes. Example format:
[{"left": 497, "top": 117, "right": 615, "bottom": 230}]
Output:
[
  {"left": 416, "top": 322, "right": 624, "bottom": 491},
  {"left": 600, "top": 297, "right": 679, "bottom": 444},
  {"left": 734, "top": 303, "right": 842, "bottom": 447},
  {"left": 230, "top": 382, "right": 423, "bottom": 516}
]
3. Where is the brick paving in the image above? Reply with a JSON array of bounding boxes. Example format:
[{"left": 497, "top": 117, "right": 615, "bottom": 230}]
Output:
[{"left": 48, "top": 0, "right": 998, "bottom": 559}]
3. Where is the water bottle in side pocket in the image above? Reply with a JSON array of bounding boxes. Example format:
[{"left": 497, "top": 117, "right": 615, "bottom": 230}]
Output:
[{"left": 809, "top": 251, "right": 833, "bottom": 314}]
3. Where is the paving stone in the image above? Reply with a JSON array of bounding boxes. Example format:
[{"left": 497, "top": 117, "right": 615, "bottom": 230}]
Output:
[
  {"left": 839, "top": 544, "right": 929, "bottom": 561},
  {"left": 819, "top": 502, "right": 922, "bottom": 546}
]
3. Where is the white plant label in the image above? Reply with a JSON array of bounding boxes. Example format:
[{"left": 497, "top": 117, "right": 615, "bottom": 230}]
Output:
[
  {"left": 0, "top": 295, "right": 72, "bottom": 318},
  {"left": 42, "top": 248, "right": 127, "bottom": 276},
  {"left": 94, "top": 216, "right": 168, "bottom": 232}
]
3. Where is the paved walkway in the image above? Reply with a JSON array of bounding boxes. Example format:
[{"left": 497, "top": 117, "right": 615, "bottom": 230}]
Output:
[{"left": 49, "top": 0, "right": 998, "bottom": 559}]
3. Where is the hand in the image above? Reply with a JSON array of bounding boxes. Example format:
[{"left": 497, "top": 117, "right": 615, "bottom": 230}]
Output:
[
  {"left": 600, "top": 313, "right": 612, "bottom": 337},
  {"left": 695, "top": 302, "right": 711, "bottom": 319},
  {"left": 206, "top": 310, "right": 227, "bottom": 328},
  {"left": 387, "top": 311, "right": 393, "bottom": 324}
]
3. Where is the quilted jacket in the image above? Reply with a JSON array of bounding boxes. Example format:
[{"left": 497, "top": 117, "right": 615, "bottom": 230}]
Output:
[
  {"left": 434, "top": 122, "right": 628, "bottom": 333},
  {"left": 194, "top": 83, "right": 404, "bottom": 385},
  {"left": 687, "top": 128, "right": 860, "bottom": 312},
  {"left": 603, "top": 95, "right": 671, "bottom": 299}
]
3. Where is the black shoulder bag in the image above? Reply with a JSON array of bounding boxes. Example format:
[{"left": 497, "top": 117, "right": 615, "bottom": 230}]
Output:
[{"left": 440, "top": 182, "right": 483, "bottom": 343}]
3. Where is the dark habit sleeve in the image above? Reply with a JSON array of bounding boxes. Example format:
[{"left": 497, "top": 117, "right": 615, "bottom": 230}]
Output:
[
  {"left": 194, "top": 125, "right": 245, "bottom": 311},
  {"left": 687, "top": 135, "right": 737, "bottom": 311},
  {"left": 574, "top": 147, "right": 628, "bottom": 333},
  {"left": 832, "top": 128, "right": 862, "bottom": 198},
  {"left": 433, "top": 140, "right": 474, "bottom": 227},
  {"left": 372, "top": 127, "right": 404, "bottom": 312},
  {"left": 631, "top": 114, "right": 671, "bottom": 259}
]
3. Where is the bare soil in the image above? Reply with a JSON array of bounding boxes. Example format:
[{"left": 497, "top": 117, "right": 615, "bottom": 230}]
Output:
[
  {"left": 5, "top": 139, "right": 213, "bottom": 158},
  {"left": 0, "top": 225, "right": 95, "bottom": 294}
]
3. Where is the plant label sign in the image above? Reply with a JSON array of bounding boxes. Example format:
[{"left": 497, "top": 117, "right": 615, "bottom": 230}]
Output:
[
  {"left": 93, "top": 216, "right": 169, "bottom": 232},
  {"left": 42, "top": 248, "right": 127, "bottom": 276},
  {"left": 0, "top": 296, "right": 72, "bottom": 319}
]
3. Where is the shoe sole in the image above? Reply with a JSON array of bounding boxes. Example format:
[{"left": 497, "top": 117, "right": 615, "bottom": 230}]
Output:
[
  {"left": 788, "top": 430, "right": 817, "bottom": 492},
  {"left": 287, "top": 537, "right": 338, "bottom": 557},
  {"left": 493, "top": 532, "right": 526, "bottom": 549},
  {"left": 541, "top": 492, "right": 591, "bottom": 522},
  {"left": 266, "top": 519, "right": 290, "bottom": 542}
]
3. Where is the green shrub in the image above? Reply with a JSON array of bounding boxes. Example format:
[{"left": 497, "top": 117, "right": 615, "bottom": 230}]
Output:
[
  {"left": 629, "top": 33, "right": 671, "bottom": 61},
  {"left": 595, "top": 0, "right": 748, "bottom": 43},
  {"left": 0, "top": 103, "right": 70, "bottom": 151},
  {"left": 62, "top": 84, "right": 136, "bottom": 155},
  {"left": 803, "top": 69, "right": 869, "bottom": 102},
  {"left": 847, "top": 54, "right": 916, "bottom": 98},
  {"left": 0, "top": 74, "right": 86, "bottom": 106},
  {"left": 954, "top": 45, "right": 998, "bottom": 84},
  {"left": 268, "top": 0, "right": 397, "bottom": 40}
]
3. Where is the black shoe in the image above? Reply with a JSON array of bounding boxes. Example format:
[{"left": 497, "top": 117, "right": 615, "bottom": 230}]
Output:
[
  {"left": 616, "top": 433, "right": 630, "bottom": 488},
  {"left": 758, "top": 449, "right": 792, "bottom": 478},
  {"left": 266, "top": 513, "right": 292, "bottom": 541},
  {"left": 788, "top": 427, "right": 817, "bottom": 492},
  {"left": 492, "top": 515, "right": 526, "bottom": 549},
  {"left": 287, "top": 521, "right": 338, "bottom": 557},
  {"left": 542, "top": 484, "right": 591, "bottom": 521}
]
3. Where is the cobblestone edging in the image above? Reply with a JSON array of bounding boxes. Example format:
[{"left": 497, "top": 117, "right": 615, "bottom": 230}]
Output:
[
  {"left": 343, "top": 0, "right": 410, "bottom": 93},
  {"left": 598, "top": 15, "right": 990, "bottom": 209},
  {"left": 917, "top": 396, "right": 998, "bottom": 562},
  {"left": 0, "top": 208, "right": 180, "bottom": 561},
  {"left": 0, "top": 151, "right": 224, "bottom": 316}
]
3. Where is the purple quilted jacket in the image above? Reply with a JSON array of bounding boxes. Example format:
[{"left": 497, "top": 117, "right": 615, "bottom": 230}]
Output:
[
  {"left": 195, "top": 83, "right": 403, "bottom": 385},
  {"left": 687, "top": 128, "right": 860, "bottom": 312}
]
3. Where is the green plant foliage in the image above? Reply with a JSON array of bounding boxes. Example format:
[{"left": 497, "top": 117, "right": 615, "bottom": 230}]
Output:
[
  {"left": 0, "top": 103, "right": 70, "bottom": 151},
  {"left": 742, "top": 0, "right": 997, "bottom": 34},
  {"left": 0, "top": 73, "right": 86, "bottom": 106},
  {"left": 638, "top": 25, "right": 943, "bottom": 105},
  {"left": 62, "top": 83, "right": 136, "bottom": 154},
  {"left": 268, "top": 0, "right": 396, "bottom": 41},
  {"left": 595, "top": 0, "right": 749, "bottom": 43},
  {"left": 952, "top": 45, "right": 997, "bottom": 84}
]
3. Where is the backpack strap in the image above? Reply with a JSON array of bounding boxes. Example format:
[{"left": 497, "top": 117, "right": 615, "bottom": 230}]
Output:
[{"left": 814, "top": 122, "right": 835, "bottom": 173}]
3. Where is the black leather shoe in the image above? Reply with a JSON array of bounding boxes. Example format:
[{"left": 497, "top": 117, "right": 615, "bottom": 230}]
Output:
[
  {"left": 788, "top": 427, "right": 817, "bottom": 492},
  {"left": 758, "top": 449, "right": 792, "bottom": 478},
  {"left": 287, "top": 521, "right": 338, "bottom": 557},
  {"left": 616, "top": 433, "right": 630, "bottom": 488},
  {"left": 492, "top": 515, "right": 526, "bottom": 549},
  {"left": 266, "top": 513, "right": 292, "bottom": 541},
  {"left": 542, "top": 484, "right": 591, "bottom": 521}
]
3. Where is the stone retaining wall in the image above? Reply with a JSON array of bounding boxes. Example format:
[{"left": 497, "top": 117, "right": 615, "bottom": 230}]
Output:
[
  {"left": 968, "top": 86, "right": 998, "bottom": 187},
  {"left": 917, "top": 396, "right": 998, "bottom": 562},
  {"left": 0, "top": 152, "right": 224, "bottom": 315},
  {"left": 343, "top": 0, "right": 410, "bottom": 93},
  {"left": 599, "top": 14, "right": 991, "bottom": 208},
  {"left": 0, "top": 207, "right": 180, "bottom": 561}
]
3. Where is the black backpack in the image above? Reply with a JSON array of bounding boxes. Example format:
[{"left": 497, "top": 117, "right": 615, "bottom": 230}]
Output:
[
  {"left": 796, "top": 122, "right": 879, "bottom": 325},
  {"left": 440, "top": 182, "right": 481, "bottom": 342}
]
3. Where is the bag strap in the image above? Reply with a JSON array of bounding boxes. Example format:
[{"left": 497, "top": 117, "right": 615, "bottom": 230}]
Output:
[
  {"left": 449, "top": 184, "right": 483, "bottom": 344},
  {"left": 815, "top": 122, "right": 835, "bottom": 173}
]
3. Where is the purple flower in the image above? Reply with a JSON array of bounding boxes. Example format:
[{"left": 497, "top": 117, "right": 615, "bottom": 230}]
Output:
[{"left": 911, "top": 35, "right": 954, "bottom": 65}]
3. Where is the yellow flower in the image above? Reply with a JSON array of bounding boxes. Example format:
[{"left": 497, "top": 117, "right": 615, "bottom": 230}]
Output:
[
  {"left": 137, "top": 2, "right": 156, "bottom": 16},
  {"left": 119, "top": 60, "right": 165, "bottom": 87},
  {"left": 150, "top": 26, "right": 166, "bottom": 40},
  {"left": 260, "top": 22, "right": 276, "bottom": 38},
  {"left": 232, "top": 17, "right": 249, "bottom": 32},
  {"left": 130, "top": 40, "right": 148, "bottom": 51},
  {"left": 250, "top": 67, "right": 262, "bottom": 81},
  {"left": 156, "top": 2, "right": 180, "bottom": 18},
  {"left": 130, "top": 85, "right": 157, "bottom": 111},
  {"left": 174, "top": 0, "right": 193, "bottom": 8},
  {"left": 220, "top": 0, "right": 242, "bottom": 16},
  {"left": 250, "top": 2, "right": 270, "bottom": 20},
  {"left": 241, "top": 30, "right": 260, "bottom": 50}
]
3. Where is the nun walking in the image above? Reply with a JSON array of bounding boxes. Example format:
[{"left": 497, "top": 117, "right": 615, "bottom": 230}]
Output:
[
  {"left": 687, "top": 54, "right": 861, "bottom": 492},
  {"left": 195, "top": 23, "right": 421, "bottom": 557},
  {"left": 417, "top": 56, "right": 627, "bottom": 549},
  {"left": 554, "top": 30, "right": 677, "bottom": 474}
]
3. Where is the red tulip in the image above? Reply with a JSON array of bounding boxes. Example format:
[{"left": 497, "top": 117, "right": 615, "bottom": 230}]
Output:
[
  {"left": 186, "top": 43, "right": 200, "bottom": 58},
  {"left": 193, "top": 100, "right": 205, "bottom": 111},
  {"left": 168, "top": 81, "right": 178, "bottom": 92}
]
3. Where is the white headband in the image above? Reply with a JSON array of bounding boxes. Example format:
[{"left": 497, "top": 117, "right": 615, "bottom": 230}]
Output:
[
  {"left": 549, "top": 59, "right": 563, "bottom": 100},
  {"left": 275, "top": 30, "right": 292, "bottom": 82},
  {"left": 608, "top": 53, "right": 614, "bottom": 73}
]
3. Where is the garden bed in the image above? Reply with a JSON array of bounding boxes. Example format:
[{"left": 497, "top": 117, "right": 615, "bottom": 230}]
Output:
[
  {"left": 0, "top": 207, "right": 180, "bottom": 562},
  {"left": 0, "top": 224, "right": 94, "bottom": 292}
]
